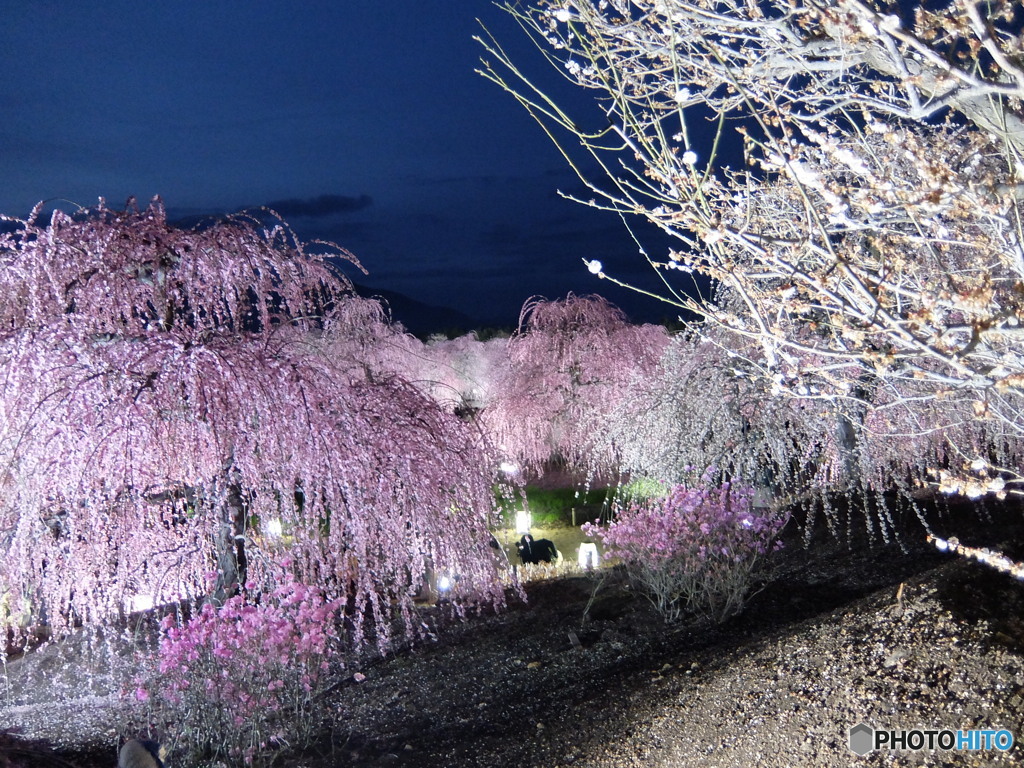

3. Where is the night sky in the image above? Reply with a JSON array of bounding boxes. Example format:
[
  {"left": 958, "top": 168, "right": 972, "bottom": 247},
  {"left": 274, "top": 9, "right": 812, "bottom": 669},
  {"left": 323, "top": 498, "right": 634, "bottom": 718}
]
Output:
[{"left": 1, "top": 2, "right": 685, "bottom": 330}]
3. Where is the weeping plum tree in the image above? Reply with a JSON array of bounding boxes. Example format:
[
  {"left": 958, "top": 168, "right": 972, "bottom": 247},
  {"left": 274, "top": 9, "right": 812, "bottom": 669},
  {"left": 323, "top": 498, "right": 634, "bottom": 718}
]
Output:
[
  {"left": 333, "top": 329, "right": 511, "bottom": 421},
  {"left": 483, "top": 294, "right": 668, "bottom": 475},
  {"left": 605, "top": 330, "right": 840, "bottom": 495},
  {"left": 478, "top": 0, "right": 1024, "bottom": 498},
  {"left": 409, "top": 334, "right": 511, "bottom": 419},
  {"left": 602, "top": 325, "right": 935, "bottom": 543},
  {"left": 0, "top": 198, "right": 506, "bottom": 647}
]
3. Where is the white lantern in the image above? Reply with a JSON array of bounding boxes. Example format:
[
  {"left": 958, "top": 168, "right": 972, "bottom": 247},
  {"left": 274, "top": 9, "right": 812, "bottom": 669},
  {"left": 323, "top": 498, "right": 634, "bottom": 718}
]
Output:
[
  {"left": 578, "top": 542, "right": 599, "bottom": 570},
  {"left": 515, "top": 510, "right": 532, "bottom": 535},
  {"left": 129, "top": 594, "right": 154, "bottom": 612}
]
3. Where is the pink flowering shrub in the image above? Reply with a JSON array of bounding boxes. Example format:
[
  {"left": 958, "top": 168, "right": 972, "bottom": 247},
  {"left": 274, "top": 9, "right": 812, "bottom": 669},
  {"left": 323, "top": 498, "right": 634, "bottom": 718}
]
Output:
[
  {"left": 583, "top": 482, "right": 787, "bottom": 623},
  {"left": 135, "top": 573, "right": 344, "bottom": 765}
]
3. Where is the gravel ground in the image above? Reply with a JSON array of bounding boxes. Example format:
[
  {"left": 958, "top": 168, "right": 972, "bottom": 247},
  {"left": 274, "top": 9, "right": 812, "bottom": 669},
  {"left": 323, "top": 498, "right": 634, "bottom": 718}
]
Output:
[{"left": 2, "top": 507, "right": 1023, "bottom": 768}]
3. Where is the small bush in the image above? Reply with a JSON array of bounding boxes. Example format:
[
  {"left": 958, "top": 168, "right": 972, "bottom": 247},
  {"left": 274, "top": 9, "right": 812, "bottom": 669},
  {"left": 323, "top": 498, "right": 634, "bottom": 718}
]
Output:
[
  {"left": 134, "top": 573, "right": 344, "bottom": 765},
  {"left": 584, "top": 482, "right": 786, "bottom": 623}
]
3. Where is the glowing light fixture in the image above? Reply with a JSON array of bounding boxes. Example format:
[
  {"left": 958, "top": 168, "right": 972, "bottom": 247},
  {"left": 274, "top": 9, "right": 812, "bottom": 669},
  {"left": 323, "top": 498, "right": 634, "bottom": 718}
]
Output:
[
  {"left": 265, "top": 518, "right": 283, "bottom": 538},
  {"left": 578, "top": 543, "right": 599, "bottom": 570},
  {"left": 129, "top": 594, "right": 154, "bottom": 612},
  {"left": 438, "top": 575, "right": 452, "bottom": 592},
  {"left": 515, "top": 510, "right": 532, "bottom": 535},
  {"left": 499, "top": 461, "right": 519, "bottom": 475}
]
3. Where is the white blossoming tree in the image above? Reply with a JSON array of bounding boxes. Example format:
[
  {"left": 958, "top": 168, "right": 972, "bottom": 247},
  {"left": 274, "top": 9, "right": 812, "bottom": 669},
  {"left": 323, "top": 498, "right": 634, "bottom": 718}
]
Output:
[{"left": 478, "top": 0, "right": 1024, "bottom": 497}]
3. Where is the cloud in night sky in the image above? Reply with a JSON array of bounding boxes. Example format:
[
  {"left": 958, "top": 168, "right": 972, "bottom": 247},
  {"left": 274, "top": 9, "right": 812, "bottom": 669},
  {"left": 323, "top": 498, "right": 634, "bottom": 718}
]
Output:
[{"left": 263, "top": 194, "right": 374, "bottom": 219}]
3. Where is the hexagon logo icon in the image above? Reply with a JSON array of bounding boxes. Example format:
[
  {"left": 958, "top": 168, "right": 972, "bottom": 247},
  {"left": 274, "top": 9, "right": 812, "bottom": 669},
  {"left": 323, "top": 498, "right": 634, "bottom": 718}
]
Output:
[{"left": 849, "top": 723, "right": 874, "bottom": 755}]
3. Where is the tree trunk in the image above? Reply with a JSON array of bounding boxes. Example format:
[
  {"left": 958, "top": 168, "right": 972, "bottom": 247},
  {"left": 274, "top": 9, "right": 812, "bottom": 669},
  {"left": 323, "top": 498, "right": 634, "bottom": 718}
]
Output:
[{"left": 212, "top": 483, "right": 247, "bottom": 604}]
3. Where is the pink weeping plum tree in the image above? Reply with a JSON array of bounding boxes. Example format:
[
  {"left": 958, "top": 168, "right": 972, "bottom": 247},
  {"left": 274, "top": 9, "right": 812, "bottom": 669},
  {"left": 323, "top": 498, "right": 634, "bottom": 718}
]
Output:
[
  {"left": 0, "top": 198, "right": 507, "bottom": 649},
  {"left": 409, "top": 334, "right": 511, "bottom": 420},
  {"left": 482, "top": 293, "right": 669, "bottom": 476}
]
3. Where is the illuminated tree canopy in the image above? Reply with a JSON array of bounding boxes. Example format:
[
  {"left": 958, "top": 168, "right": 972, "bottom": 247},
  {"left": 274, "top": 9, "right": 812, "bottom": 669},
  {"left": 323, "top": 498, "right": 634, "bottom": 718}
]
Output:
[
  {"left": 482, "top": 293, "right": 669, "bottom": 475},
  {"left": 0, "top": 199, "right": 506, "bottom": 646},
  {"left": 479, "top": 0, "right": 1024, "bottom": 494}
]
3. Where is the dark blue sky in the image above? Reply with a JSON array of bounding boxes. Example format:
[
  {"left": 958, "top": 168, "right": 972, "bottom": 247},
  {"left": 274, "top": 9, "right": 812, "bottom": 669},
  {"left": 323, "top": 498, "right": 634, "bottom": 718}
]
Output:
[{"left": 1, "top": 2, "right": 681, "bottom": 328}]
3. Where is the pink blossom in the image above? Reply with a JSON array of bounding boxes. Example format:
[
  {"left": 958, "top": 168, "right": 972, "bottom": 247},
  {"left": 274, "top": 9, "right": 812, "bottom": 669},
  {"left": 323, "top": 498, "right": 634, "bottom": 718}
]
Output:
[
  {"left": 138, "top": 570, "right": 349, "bottom": 760},
  {"left": 586, "top": 482, "right": 786, "bottom": 622}
]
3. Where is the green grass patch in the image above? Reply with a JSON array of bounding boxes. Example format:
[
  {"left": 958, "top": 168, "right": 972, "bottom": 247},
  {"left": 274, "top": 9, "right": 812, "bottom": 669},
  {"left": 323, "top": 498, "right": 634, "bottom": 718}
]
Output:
[
  {"left": 497, "top": 485, "right": 613, "bottom": 528},
  {"left": 618, "top": 476, "right": 671, "bottom": 503}
]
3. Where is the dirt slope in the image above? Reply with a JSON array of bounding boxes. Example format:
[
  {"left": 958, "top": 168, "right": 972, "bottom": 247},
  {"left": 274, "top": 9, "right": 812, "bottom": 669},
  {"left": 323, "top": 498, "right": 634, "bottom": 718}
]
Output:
[{"left": 2, "top": 511, "right": 1023, "bottom": 768}]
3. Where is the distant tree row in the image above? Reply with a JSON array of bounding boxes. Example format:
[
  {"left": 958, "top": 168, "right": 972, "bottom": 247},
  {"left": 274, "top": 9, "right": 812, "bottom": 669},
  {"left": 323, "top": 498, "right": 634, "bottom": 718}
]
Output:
[{"left": 366, "top": 294, "right": 1024, "bottom": 546}]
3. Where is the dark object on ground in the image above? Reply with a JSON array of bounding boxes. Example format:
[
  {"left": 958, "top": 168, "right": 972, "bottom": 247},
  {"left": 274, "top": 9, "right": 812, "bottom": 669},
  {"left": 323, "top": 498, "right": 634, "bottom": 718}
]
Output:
[{"left": 517, "top": 534, "right": 559, "bottom": 564}]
